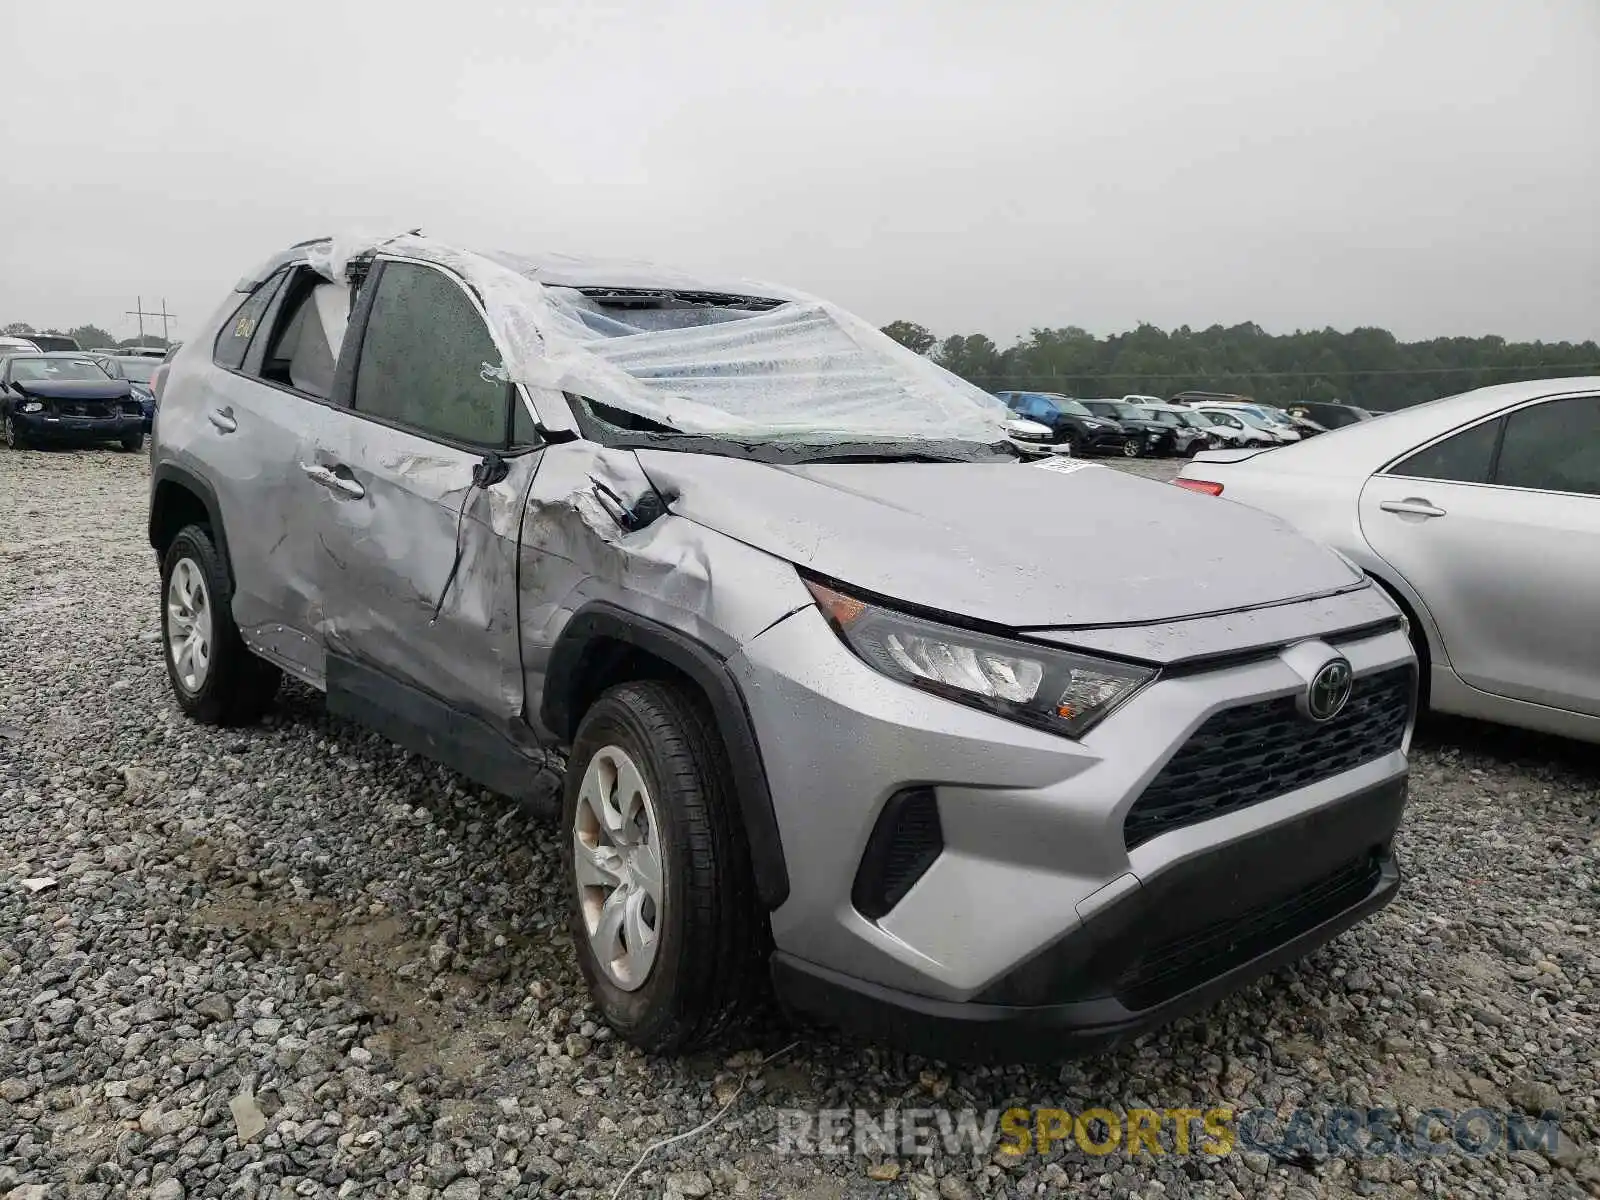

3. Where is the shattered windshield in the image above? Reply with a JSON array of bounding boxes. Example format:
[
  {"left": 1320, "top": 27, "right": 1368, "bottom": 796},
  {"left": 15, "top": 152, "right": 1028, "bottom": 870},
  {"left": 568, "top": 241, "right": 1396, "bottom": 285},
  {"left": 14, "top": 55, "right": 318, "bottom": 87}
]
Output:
[{"left": 539, "top": 285, "right": 1012, "bottom": 457}]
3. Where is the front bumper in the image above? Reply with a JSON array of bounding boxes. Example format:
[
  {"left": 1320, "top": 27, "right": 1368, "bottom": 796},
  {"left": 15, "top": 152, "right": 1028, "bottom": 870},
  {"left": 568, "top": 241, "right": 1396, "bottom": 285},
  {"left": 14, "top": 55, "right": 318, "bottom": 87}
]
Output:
[
  {"left": 775, "top": 778, "right": 1403, "bottom": 1061},
  {"left": 1005, "top": 437, "right": 1056, "bottom": 459},
  {"left": 734, "top": 603, "right": 1413, "bottom": 1055},
  {"left": 13, "top": 409, "right": 143, "bottom": 442}
]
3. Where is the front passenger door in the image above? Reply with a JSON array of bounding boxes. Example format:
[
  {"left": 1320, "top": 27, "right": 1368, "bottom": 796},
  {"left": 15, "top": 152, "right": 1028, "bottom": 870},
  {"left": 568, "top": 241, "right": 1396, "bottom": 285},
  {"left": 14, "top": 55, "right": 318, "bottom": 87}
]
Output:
[{"left": 310, "top": 258, "right": 543, "bottom": 732}]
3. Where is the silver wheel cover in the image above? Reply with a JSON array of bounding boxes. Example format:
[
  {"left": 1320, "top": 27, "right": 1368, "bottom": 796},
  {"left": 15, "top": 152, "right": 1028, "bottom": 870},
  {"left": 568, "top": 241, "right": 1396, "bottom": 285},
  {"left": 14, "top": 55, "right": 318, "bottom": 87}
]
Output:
[
  {"left": 166, "top": 557, "right": 214, "bottom": 693},
  {"left": 572, "top": 744, "right": 665, "bottom": 990}
]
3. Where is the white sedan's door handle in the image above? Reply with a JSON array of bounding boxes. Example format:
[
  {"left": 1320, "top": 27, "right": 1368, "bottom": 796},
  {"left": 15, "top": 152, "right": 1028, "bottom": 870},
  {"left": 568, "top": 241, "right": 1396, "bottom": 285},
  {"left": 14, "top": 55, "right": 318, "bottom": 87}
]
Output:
[
  {"left": 300, "top": 462, "right": 366, "bottom": 499},
  {"left": 207, "top": 407, "right": 238, "bottom": 433},
  {"left": 1380, "top": 498, "right": 1447, "bottom": 518}
]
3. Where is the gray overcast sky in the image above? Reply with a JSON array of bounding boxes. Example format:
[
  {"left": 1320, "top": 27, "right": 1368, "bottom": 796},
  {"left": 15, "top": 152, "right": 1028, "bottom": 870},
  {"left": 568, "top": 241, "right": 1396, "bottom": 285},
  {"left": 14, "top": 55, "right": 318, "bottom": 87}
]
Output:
[{"left": 4, "top": 0, "right": 1596, "bottom": 346}]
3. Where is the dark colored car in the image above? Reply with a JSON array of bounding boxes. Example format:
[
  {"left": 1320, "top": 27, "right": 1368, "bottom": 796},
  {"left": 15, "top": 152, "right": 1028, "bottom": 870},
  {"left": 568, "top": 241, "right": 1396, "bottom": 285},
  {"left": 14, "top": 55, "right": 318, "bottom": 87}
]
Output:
[
  {"left": 1288, "top": 402, "right": 1374, "bottom": 429},
  {"left": 94, "top": 353, "right": 159, "bottom": 430},
  {"left": 995, "top": 391, "right": 1135, "bottom": 456},
  {"left": 0, "top": 354, "right": 144, "bottom": 450},
  {"left": 1081, "top": 400, "right": 1172, "bottom": 455}
]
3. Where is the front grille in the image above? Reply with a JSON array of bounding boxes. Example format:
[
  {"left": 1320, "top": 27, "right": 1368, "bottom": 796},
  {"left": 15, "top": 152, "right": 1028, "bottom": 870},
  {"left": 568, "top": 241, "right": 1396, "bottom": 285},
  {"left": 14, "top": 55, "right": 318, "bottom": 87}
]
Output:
[
  {"left": 1124, "top": 666, "right": 1412, "bottom": 849},
  {"left": 1114, "top": 853, "right": 1383, "bottom": 1009},
  {"left": 54, "top": 401, "right": 116, "bottom": 418}
]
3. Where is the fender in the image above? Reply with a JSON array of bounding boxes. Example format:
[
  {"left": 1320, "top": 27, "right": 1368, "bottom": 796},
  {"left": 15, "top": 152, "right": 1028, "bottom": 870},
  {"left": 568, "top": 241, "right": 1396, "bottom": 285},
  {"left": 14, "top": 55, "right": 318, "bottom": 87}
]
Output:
[
  {"left": 543, "top": 602, "right": 790, "bottom": 909},
  {"left": 149, "top": 463, "right": 233, "bottom": 584}
]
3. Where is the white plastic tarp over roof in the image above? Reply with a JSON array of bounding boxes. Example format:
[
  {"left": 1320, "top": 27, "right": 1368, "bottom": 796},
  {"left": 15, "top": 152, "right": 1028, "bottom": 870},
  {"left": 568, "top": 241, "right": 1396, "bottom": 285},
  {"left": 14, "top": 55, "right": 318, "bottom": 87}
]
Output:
[{"left": 307, "top": 234, "right": 1006, "bottom": 444}]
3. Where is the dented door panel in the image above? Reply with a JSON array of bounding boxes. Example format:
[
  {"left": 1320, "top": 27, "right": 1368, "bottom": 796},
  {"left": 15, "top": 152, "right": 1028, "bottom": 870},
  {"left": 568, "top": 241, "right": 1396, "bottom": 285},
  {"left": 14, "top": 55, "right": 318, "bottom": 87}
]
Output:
[{"left": 310, "top": 411, "right": 541, "bottom": 729}]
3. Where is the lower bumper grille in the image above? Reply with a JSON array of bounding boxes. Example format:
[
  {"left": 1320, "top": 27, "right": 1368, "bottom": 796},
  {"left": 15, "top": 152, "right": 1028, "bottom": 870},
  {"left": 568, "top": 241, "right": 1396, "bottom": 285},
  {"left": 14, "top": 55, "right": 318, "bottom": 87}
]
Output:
[{"left": 1113, "top": 853, "right": 1383, "bottom": 1009}]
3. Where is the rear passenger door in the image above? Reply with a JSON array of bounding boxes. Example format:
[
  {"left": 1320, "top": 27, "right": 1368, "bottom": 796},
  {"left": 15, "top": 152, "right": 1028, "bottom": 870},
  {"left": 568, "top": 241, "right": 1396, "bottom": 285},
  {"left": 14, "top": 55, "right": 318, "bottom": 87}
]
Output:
[
  {"left": 310, "top": 256, "right": 544, "bottom": 732},
  {"left": 200, "top": 266, "right": 348, "bottom": 684}
]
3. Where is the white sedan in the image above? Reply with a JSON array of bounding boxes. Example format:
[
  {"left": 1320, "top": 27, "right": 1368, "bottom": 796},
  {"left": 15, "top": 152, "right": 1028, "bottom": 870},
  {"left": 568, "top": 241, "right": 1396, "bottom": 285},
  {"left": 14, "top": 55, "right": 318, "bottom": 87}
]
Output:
[{"left": 1176, "top": 377, "right": 1600, "bottom": 744}]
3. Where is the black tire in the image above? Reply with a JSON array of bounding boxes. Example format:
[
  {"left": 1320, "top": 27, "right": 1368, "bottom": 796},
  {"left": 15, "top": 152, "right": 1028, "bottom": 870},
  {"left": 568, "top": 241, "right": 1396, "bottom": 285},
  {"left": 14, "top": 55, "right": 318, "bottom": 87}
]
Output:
[
  {"left": 1121, "top": 438, "right": 1141, "bottom": 458},
  {"left": 3, "top": 414, "right": 25, "bottom": 450},
  {"left": 120, "top": 431, "right": 145, "bottom": 452},
  {"left": 160, "top": 525, "right": 280, "bottom": 725},
  {"left": 562, "top": 680, "right": 763, "bottom": 1053}
]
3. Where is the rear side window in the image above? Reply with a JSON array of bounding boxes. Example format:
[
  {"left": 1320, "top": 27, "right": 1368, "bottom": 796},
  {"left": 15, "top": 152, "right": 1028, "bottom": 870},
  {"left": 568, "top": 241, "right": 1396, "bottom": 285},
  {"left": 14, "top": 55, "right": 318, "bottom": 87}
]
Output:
[
  {"left": 257, "top": 271, "right": 347, "bottom": 400},
  {"left": 1494, "top": 396, "right": 1600, "bottom": 497},
  {"left": 1389, "top": 418, "right": 1501, "bottom": 484},
  {"left": 213, "top": 273, "right": 284, "bottom": 371},
  {"left": 353, "top": 262, "right": 509, "bottom": 446}
]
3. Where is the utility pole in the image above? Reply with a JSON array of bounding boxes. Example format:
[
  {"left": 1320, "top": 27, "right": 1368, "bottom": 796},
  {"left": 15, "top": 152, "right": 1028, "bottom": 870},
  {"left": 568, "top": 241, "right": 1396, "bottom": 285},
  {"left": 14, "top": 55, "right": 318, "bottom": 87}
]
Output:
[{"left": 125, "top": 297, "right": 177, "bottom": 344}]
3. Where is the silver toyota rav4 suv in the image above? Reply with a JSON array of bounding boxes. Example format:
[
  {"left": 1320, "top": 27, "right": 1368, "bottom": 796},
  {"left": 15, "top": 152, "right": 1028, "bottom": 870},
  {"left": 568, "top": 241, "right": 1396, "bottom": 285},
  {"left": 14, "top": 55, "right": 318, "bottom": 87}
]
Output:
[{"left": 150, "top": 235, "right": 1415, "bottom": 1058}]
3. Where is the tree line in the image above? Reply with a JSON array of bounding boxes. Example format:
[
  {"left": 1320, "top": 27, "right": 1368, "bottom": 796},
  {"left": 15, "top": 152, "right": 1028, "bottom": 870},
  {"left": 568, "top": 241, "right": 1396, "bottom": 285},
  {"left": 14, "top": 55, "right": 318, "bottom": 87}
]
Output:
[
  {"left": 880, "top": 320, "right": 1600, "bottom": 411},
  {"left": 2, "top": 321, "right": 171, "bottom": 351}
]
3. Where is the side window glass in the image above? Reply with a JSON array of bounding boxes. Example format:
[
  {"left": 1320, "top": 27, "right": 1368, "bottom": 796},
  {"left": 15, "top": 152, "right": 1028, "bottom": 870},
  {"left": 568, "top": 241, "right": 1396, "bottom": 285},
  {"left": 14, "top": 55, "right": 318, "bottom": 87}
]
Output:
[
  {"left": 353, "top": 262, "right": 509, "bottom": 446},
  {"left": 1495, "top": 396, "right": 1600, "bottom": 497},
  {"left": 212, "top": 273, "right": 283, "bottom": 371},
  {"left": 511, "top": 393, "right": 541, "bottom": 447},
  {"left": 256, "top": 270, "right": 348, "bottom": 399},
  {"left": 1389, "top": 418, "right": 1500, "bottom": 484}
]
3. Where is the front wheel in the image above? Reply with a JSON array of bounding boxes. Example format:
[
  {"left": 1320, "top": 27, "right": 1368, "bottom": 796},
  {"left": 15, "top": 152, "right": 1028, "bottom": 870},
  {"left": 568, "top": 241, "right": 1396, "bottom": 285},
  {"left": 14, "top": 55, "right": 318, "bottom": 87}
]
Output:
[
  {"left": 3, "top": 415, "right": 25, "bottom": 450},
  {"left": 562, "top": 681, "right": 763, "bottom": 1053},
  {"left": 1121, "top": 438, "right": 1141, "bottom": 458},
  {"left": 160, "top": 525, "right": 280, "bottom": 724},
  {"left": 120, "top": 431, "right": 145, "bottom": 452}
]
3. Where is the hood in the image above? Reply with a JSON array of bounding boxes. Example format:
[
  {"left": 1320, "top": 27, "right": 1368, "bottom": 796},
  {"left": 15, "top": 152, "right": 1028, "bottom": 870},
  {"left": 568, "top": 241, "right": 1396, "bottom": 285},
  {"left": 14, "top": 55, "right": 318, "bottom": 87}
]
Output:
[
  {"left": 11, "top": 378, "right": 131, "bottom": 401},
  {"left": 635, "top": 452, "right": 1362, "bottom": 629}
]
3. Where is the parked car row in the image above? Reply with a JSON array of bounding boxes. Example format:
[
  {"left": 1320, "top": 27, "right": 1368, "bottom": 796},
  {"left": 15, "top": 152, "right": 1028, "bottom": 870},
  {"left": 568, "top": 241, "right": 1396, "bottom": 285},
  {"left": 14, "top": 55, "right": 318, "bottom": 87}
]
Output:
[
  {"left": 0, "top": 337, "right": 183, "bottom": 448},
  {"left": 0, "top": 351, "right": 146, "bottom": 450},
  {"left": 994, "top": 389, "right": 1338, "bottom": 459}
]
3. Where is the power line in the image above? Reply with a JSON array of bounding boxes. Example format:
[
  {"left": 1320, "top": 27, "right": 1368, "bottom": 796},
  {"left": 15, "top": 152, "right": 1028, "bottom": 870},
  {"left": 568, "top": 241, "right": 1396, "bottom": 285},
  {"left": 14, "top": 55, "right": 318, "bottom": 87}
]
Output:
[{"left": 125, "top": 297, "right": 177, "bottom": 343}]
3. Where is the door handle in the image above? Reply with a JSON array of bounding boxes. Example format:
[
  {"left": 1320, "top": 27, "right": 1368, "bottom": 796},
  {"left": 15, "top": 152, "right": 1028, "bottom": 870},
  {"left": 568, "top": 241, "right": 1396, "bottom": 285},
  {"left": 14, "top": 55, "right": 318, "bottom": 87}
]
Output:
[
  {"left": 1379, "top": 498, "right": 1447, "bottom": 518},
  {"left": 207, "top": 407, "right": 237, "bottom": 433},
  {"left": 299, "top": 462, "right": 366, "bottom": 499}
]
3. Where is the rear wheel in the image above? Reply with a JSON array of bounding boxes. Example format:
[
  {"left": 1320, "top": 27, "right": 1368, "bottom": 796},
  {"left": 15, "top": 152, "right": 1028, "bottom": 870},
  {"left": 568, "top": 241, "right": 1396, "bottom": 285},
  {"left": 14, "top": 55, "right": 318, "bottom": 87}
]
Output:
[
  {"left": 563, "top": 681, "right": 763, "bottom": 1053},
  {"left": 120, "top": 431, "right": 144, "bottom": 452},
  {"left": 160, "top": 525, "right": 280, "bottom": 724}
]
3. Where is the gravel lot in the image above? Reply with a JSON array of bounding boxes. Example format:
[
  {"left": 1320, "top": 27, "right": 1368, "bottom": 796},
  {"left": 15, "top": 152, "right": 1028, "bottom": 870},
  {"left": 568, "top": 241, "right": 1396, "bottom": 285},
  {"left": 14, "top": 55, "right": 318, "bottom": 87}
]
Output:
[{"left": 2, "top": 447, "right": 1596, "bottom": 1200}]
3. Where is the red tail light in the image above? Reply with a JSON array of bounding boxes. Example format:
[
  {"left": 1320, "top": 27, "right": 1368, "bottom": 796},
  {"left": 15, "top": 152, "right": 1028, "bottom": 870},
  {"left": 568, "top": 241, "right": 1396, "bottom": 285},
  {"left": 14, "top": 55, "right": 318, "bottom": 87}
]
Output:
[{"left": 1173, "top": 478, "right": 1224, "bottom": 496}]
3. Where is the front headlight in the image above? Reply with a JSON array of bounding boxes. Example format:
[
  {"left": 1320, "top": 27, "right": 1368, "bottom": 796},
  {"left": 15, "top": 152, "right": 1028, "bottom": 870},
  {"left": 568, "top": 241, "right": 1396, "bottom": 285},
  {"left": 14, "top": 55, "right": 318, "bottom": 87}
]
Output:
[
  {"left": 805, "top": 579, "right": 1155, "bottom": 738},
  {"left": 19, "top": 401, "right": 43, "bottom": 413}
]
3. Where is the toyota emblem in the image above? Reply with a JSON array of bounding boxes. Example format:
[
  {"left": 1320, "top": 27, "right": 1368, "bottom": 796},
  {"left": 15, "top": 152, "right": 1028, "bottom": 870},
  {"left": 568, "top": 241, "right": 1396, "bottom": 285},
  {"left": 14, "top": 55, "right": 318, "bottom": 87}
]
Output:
[{"left": 1303, "top": 658, "right": 1354, "bottom": 722}]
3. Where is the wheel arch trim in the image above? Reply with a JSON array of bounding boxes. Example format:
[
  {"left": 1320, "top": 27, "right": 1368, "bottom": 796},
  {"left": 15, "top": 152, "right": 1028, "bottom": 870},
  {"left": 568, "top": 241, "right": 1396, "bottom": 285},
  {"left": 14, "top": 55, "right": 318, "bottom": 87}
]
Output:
[
  {"left": 542, "top": 602, "right": 790, "bottom": 909},
  {"left": 149, "top": 464, "right": 233, "bottom": 587}
]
